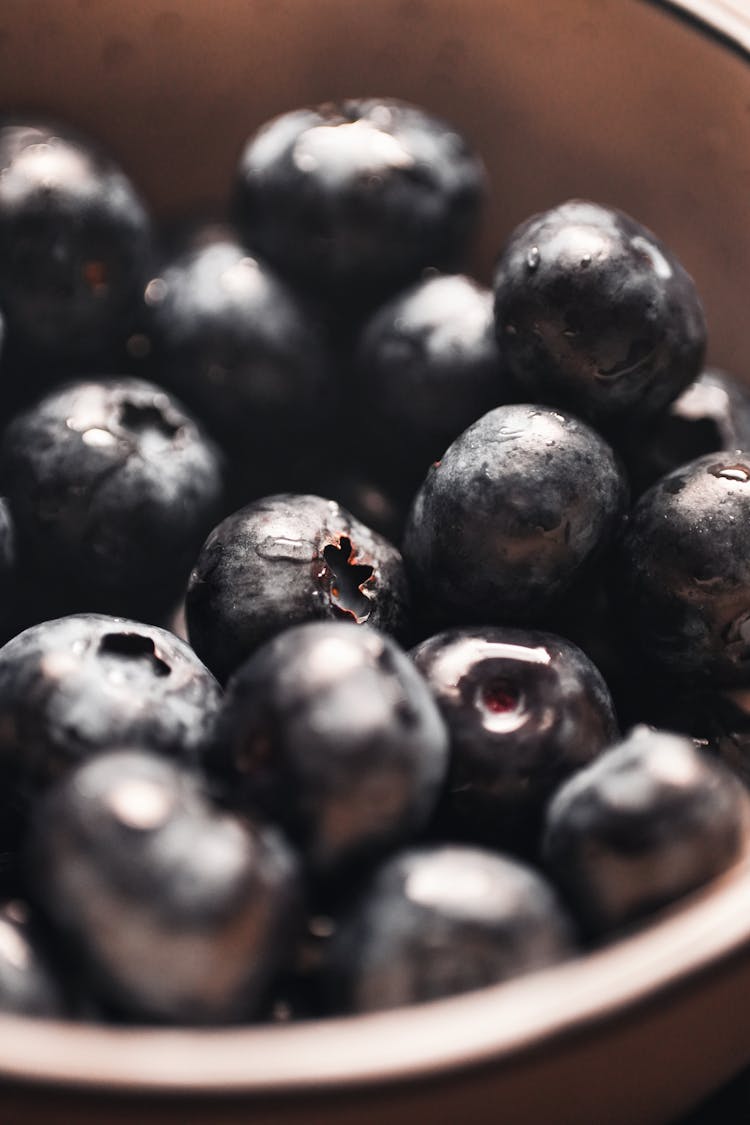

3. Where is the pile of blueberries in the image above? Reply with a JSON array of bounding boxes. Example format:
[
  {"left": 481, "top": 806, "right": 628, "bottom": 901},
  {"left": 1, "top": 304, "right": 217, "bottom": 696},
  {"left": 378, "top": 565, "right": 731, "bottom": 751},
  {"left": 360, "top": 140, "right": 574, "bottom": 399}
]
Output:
[{"left": 0, "top": 99, "right": 746, "bottom": 1027}]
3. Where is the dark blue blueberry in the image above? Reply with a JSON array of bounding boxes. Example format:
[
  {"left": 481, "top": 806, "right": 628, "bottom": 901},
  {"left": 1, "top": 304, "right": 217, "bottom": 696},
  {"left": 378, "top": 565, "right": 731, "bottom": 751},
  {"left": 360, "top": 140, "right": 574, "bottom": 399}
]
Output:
[
  {"left": 619, "top": 451, "right": 750, "bottom": 684},
  {"left": 354, "top": 273, "right": 508, "bottom": 496},
  {"left": 325, "top": 844, "right": 574, "bottom": 1012},
  {"left": 0, "top": 499, "right": 17, "bottom": 637},
  {"left": 618, "top": 367, "right": 750, "bottom": 497},
  {"left": 233, "top": 99, "right": 485, "bottom": 305},
  {"left": 0, "top": 122, "right": 152, "bottom": 366},
  {"left": 312, "top": 473, "right": 407, "bottom": 548},
  {"left": 0, "top": 614, "right": 221, "bottom": 840},
  {"left": 412, "top": 627, "right": 618, "bottom": 853},
  {"left": 0, "top": 900, "right": 65, "bottom": 1017},
  {"left": 493, "top": 200, "right": 706, "bottom": 424},
  {"left": 141, "top": 232, "right": 335, "bottom": 469},
  {"left": 402, "top": 403, "right": 627, "bottom": 626},
  {"left": 542, "top": 726, "right": 747, "bottom": 937},
  {"left": 0, "top": 377, "right": 225, "bottom": 621},
  {"left": 27, "top": 750, "right": 301, "bottom": 1024},
  {"left": 686, "top": 688, "right": 750, "bottom": 789},
  {"left": 210, "top": 622, "right": 448, "bottom": 882},
  {"left": 187, "top": 493, "right": 411, "bottom": 684}
]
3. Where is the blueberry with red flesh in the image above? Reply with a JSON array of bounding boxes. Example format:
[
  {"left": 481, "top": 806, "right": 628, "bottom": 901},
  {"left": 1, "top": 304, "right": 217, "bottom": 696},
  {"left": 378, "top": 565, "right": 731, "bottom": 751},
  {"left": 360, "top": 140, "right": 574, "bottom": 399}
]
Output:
[
  {"left": 411, "top": 627, "right": 617, "bottom": 854},
  {"left": 187, "top": 493, "right": 411, "bottom": 684},
  {"left": 27, "top": 749, "right": 301, "bottom": 1024},
  {"left": 141, "top": 232, "right": 335, "bottom": 474},
  {"left": 0, "top": 613, "right": 221, "bottom": 850},
  {"left": 402, "top": 403, "right": 627, "bottom": 628},
  {"left": 324, "top": 844, "right": 574, "bottom": 1013},
  {"left": 209, "top": 622, "right": 448, "bottom": 884},
  {"left": 493, "top": 200, "right": 706, "bottom": 425},
  {"left": 0, "top": 121, "right": 152, "bottom": 367},
  {"left": 233, "top": 99, "right": 485, "bottom": 306},
  {"left": 354, "top": 273, "right": 508, "bottom": 497},
  {"left": 0, "top": 900, "right": 66, "bottom": 1017},
  {"left": 618, "top": 367, "right": 750, "bottom": 497},
  {"left": 619, "top": 451, "right": 750, "bottom": 684},
  {"left": 542, "top": 726, "right": 747, "bottom": 938},
  {"left": 0, "top": 377, "right": 225, "bottom": 622}
]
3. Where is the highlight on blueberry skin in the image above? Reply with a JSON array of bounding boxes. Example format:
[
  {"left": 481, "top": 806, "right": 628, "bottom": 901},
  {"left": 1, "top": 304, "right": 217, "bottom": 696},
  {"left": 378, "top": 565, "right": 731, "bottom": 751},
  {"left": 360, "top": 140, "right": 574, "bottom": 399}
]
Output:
[
  {"left": 0, "top": 613, "right": 222, "bottom": 845},
  {"left": 186, "top": 493, "right": 411, "bottom": 684},
  {"left": 324, "top": 844, "right": 575, "bottom": 1013},
  {"left": 618, "top": 450, "right": 750, "bottom": 684},
  {"left": 0, "top": 377, "right": 225, "bottom": 622},
  {"left": 542, "top": 726, "right": 748, "bottom": 938},
  {"left": 209, "top": 622, "right": 448, "bottom": 882},
  {"left": 412, "top": 627, "right": 618, "bottom": 853},
  {"left": 402, "top": 403, "right": 627, "bottom": 626},
  {"left": 493, "top": 199, "right": 706, "bottom": 424},
  {"left": 27, "top": 750, "right": 302, "bottom": 1024},
  {"left": 233, "top": 98, "right": 485, "bottom": 304}
]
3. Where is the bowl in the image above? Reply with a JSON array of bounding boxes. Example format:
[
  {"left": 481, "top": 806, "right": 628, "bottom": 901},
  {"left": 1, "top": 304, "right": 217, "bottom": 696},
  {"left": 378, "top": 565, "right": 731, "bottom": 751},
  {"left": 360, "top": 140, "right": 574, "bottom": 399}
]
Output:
[{"left": 1, "top": 0, "right": 750, "bottom": 1121}]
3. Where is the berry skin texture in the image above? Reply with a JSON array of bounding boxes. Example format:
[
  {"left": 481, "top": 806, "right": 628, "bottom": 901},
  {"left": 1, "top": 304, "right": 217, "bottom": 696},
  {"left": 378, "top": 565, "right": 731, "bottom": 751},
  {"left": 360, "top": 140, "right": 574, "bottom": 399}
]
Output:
[
  {"left": 210, "top": 622, "right": 449, "bottom": 881},
  {"left": 402, "top": 403, "right": 627, "bottom": 626},
  {"left": 355, "top": 273, "right": 507, "bottom": 493},
  {"left": 0, "top": 614, "right": 222, "bottom": 834},
  {"left": 325, "top": 844, "right": 574, "bottom": 1012},
  {"left": 619, "top": 451, "right": 750, "bottom": 684},
  {"left": 542, "top": 726, "right": 748, "bottom": 937},
  {"left": 187, "top": 493, "right": 411, "bottom": 684},
  {"left": 0, "top": 377, "right": 224, "bottom": 621},
  {"left": 233, "top": 99, "right": 485, "bottom": 303},
  {"left": 411, "top": 627, "right": 618, "bottom": 852},
  {"left": 493, "top": 200, "right": 706, "bottom": 424},
  {"left": 0, "top": 121, "right": 151, "bottom": 363},
  {"left": 142, "top": 233, "right": 334, "bottom": 464},
  {"left": 27, "top": 750, "right": 301, "bottom": 1024}
]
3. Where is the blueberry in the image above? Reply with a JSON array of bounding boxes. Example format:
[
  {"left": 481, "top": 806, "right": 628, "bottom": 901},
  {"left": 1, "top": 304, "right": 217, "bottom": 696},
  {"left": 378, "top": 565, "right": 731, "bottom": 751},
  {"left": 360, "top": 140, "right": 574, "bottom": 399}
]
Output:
[
  {"left": 210, "top": 622, "right": 448, "bottom": 882},
  {"left": 0, "top": 121, "right": 152, "bottom": 365},
  {"left": 27, "top": 750, "right": 301, "bottom": 1023},
  {"left": 0, "top": 498, "right": 17, "bottom": 635},
  {"left": 0, "top": 900, "right": 65, "bottom": 1017},
  {"left": 619, "top": 367, "right": 750, "bottom": 496},
  {"left": 411, "top": 627, "right": 618, "bottom": 853},
  {"left": 1, "top": 377, "right": 225, "bottom": 621},
  {"left": 141, "top": 232, "right": 335, "bottom": 468},
  {"left": 619, "top": 451, "right": 750, "bottom": 683},
  {"left": 542, "top": 726, "right": 747, "bottom": 937},
  {"left": 0, "top": 614, "right": 221, "bottom": 839},
  {"left": 233, "top": 99, "right": 485, "bottom": 305},
  {"left": 312, "top": 473, "right": 407, "bottom": 547},
  {"left": 325, "top": 844, "right": 574, "bottom": 1012},
  {"left": 689, "top": 688, "right": 750, "bottom": 789},
  {"left": 493, "top": 200, "right": 706, "bottom": 424},
  {"left": 402, "top": 403, "right": 627, "bottom": 626},
  {"left": 355, "top": 273, "right": 508, "bottom": 495},
  {"left": 187, "top": 493, "right": 411, "bottom": 684}
]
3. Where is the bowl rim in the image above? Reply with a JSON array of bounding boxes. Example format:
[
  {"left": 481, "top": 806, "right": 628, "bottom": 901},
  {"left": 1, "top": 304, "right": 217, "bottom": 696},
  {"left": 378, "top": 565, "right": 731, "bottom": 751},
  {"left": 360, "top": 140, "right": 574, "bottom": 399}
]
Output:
[
  {"left": 2, "top": 845, "right": 750, "bottom": 1094},
  {"left": 3, "top": 0, "right": 750, "bottom": 1099}
]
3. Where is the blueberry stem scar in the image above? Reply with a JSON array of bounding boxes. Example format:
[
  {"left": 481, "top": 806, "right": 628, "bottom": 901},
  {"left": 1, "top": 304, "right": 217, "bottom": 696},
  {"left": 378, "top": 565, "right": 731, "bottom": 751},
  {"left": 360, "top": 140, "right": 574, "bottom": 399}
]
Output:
[{"left": 323, "top": 537, "right": 374, "bottom": 622}]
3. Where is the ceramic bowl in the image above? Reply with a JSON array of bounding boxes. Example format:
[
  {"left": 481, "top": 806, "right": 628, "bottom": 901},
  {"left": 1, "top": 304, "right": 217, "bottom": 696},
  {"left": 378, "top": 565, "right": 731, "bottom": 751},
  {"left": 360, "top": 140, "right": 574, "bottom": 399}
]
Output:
[{"left": 1, "top": 1, "right": 750, "bottom": 1122}]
